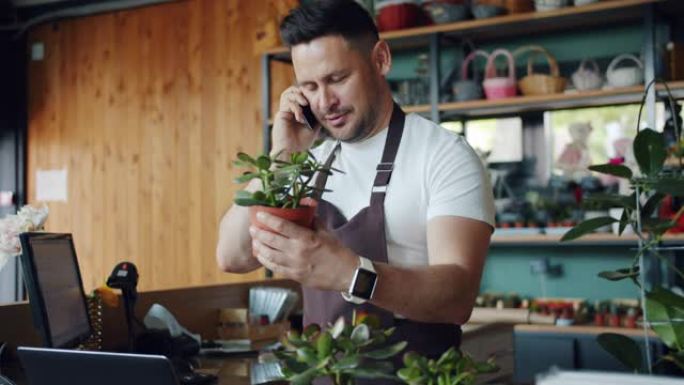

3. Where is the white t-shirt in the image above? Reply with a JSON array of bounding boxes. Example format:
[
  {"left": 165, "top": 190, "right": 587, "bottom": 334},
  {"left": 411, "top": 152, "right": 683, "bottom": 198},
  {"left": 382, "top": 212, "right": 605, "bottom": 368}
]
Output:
[{"left": 311, "top": 113, "right": 496, "bottom": 268}]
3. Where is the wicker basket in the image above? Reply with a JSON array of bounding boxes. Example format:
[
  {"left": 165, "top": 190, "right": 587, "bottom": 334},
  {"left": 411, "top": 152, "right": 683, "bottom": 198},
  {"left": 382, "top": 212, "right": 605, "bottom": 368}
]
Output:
[
  {"left": 453, "top": 50, "right": 489, "bottom": 101},
  {"left": 506, "top": 0, "right": 534, "bottom": 13},
  {"left": 483, "top": 49, "right": 517, "bottom": 100},
  {"left": 517, "top": 46, "right": 566, "bottom": 96}
]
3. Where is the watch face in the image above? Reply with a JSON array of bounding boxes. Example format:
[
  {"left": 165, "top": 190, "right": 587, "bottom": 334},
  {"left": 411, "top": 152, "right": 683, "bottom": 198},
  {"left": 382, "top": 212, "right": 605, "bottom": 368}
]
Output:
[{"left": 352, "top": 269, "right": 377, "bottom": 299}]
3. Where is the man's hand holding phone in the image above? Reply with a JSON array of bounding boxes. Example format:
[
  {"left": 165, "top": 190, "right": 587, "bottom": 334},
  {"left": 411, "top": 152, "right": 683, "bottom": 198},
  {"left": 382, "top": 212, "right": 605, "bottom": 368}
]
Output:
[{"left": 272, "top": 86, "right": 321, "bottom": 159}]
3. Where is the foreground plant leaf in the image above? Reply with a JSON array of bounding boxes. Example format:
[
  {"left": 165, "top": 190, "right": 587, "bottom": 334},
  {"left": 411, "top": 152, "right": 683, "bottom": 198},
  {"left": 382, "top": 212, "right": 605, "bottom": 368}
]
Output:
[
  {"left": 645, "top": 287, "right": 684, "bottom": 350},
  {"left": 588, "top": 164, "right": 633, "bottom": 179},
  {"left": 560, "top": 217, "right": 617, "bottom": 242},
  {"left": 633, "top": 128, "right": 666, "bottom": 176},
  {"left": 597, "top": 333, "right": 643, "bottom": 372},
  {"left": 598, "top": 267, "right": 640, "bottom": 281}
]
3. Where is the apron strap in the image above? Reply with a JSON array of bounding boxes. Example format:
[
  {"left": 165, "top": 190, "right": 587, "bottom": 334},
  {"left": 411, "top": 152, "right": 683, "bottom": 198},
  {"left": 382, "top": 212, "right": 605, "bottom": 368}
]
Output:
[
  {"left": 370, "top": 103, "right": 405, "bottom": 206},
  {"left": 313, "top": 103, "right": 406, "bottom": 204}
]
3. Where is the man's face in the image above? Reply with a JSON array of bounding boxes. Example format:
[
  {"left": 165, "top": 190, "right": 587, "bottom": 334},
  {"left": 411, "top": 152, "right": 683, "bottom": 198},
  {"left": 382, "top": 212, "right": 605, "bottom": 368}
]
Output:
[{"left": 292, "top": 35, "right": 384, "bottom": 142}]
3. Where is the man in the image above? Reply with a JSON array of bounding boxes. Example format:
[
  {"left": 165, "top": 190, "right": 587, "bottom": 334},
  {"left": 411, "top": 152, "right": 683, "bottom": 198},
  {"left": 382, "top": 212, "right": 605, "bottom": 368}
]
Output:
[{"left": 216, "top": 0, "right": 494, "bottom": 364}]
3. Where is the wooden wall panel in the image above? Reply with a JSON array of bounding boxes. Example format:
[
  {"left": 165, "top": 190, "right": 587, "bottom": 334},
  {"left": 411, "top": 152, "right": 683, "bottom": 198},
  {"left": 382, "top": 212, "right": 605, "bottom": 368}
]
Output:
[{"left": 26, "top": 0, "right": 295, "bottom": 292}]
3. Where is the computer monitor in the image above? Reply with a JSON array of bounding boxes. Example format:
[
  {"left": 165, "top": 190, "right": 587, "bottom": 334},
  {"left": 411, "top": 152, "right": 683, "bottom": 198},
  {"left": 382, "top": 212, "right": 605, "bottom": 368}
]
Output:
[{"left": 19, "top": 233, "right": 92, "bottom": 349}]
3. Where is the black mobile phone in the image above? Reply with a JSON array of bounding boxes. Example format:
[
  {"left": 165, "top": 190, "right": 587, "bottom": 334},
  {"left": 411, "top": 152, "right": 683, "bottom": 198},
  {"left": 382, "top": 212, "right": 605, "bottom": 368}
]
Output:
[{"left": 301, "top": 104, "right": 319, "bottom": 130}]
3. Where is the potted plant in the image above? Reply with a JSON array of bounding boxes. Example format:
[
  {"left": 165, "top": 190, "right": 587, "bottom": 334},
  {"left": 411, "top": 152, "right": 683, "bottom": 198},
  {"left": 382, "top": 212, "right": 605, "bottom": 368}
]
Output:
[
  {"left": 274, "top": 313, "right": 407, "bottom": 385},
  {"left": 397, "top": 347, "right": 498, "bottom": 385},
  {"left": 561, "top": 80, "right": 684, "bottom": 373},
  {"left": 232, "top": 151, "right": 338, "bottom": 229}
]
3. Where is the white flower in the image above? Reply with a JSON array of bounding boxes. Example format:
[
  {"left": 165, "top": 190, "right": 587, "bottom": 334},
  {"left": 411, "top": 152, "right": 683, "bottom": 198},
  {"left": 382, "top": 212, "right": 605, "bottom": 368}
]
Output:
[
  {"left": 0, "top": 204, "right": 49, "bottom": 272},
  {"left": 17, "top": 203, "right": 49, "bottom": 230}
]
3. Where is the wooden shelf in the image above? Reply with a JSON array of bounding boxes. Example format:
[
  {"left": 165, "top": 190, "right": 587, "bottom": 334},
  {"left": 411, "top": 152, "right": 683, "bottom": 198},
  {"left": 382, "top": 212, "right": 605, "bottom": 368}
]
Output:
[
  {"left": 491, "top": 232, "right": 684, "bottom": 247},
  {"left": 410, "top": 81, "right": 684, "bottom": 119},
  {"left": 515, "top": 324, "right": 657, "bottom": 337},
  {"left": 262, "top": 0, "right": 660, "bottom": 58},
  {"left": 266, "top": 82, "right": 684, "bottom": 124}
]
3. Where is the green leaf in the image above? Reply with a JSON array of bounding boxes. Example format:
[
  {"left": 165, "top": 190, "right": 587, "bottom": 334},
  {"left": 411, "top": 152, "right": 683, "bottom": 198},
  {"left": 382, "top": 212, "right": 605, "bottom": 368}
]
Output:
[
  {"left": 350, "top": 324, "right": 370, "bottom": 344},
  {"left": 344, "top": 361, "right": 396, "bottom": 379},
  {"left": 597, "top": 333, "right": 643, "bottom": 372},
  {"left": 279, "top": 356, "right": 310, "bottom": 374},
  {"left": 584, "top": 193, "right": 635, "bottom": 210},
  {"left": 474, "top": 359, "right": 499, "bottom": 374},
  {"left": 288, "top": 366, "right": 319, "bottom": 385},
  {"left": 435, "top": 347, "right": 457, "bottom": 367},
  {"left": 648, "top": 177, "right": 684, "bottom": 197},
  {"left": 588, "top": 164, "right": 633, "bottom": 179},
  {"left": 660, "top": 351, "right": 684, "bottom": 371},
  {"left": 403, "top": 351, "right": 421, "bottom": 368},
  {"left": 315, "top": 331, "right": 332, "bottom": 359},
  {"left": 237, "top": 152, "right": 256, "bottom": 165},
  {"left": 302, "top": 324, "right": 321, "bottom": 340},
  {"left": 330, "top": 317, "right": 345, "bottom": 339},
  {"left": 233, "top": 172, "right": 259, "bottom": 184},
  {"left": 296, "top": 347, "right": 318, "bottom": 365},
  {"left": 363, "top": 341, "right": 408, "bottom": 360},
  {"left": 330, "top": 355, "right": 360, "bottom": 370},
  {"left": 255, "top": 155, "right": 271, "bottom": 170},
  {"left": 633, "top": 128, "right": 667, "bottom": 176},
  {"left": 641, "top": 193, "right": 666, "bottom": 220},
  {"left": 619, "top": 208, "right": 630, "bottom": 235},
  {"left": 234, "top": 198, "right": 266, "bottom": 206},
  {"left": 598, "top": 267, "right": 640, "bottom": 281},
  {"left": 560, "top": 217, "right": 618, "bottom": 242},
  {"left": 645, "top": 287, "right": 684, "bottom": 350},
  {"left": 293, "top": 152, "right": 309, "bottom": 164},
  {"left": 397, "top": 367, "right": 422, "bottom": 382},
  {"left": 451, "top": 372, "right": 474, "bottom": 385}
]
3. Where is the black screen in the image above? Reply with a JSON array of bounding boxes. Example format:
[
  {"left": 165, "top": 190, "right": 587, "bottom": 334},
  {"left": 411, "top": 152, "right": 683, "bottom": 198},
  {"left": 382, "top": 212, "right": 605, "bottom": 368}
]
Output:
[{"left": 23, "top": 234, "right": 91, "bottom": 348}]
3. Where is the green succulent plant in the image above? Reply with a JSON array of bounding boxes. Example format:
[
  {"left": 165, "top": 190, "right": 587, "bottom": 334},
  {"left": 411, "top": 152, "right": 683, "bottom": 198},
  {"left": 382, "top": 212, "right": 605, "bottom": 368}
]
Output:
[
  {"left": 561, "top": 81, "right": 684, "bottom": 373},
  {"left": 274, "top": 313, "right": 407, "bottom": 385},
  {"left": 397, "top": 347, "right": 498, "bottom": 385},
  {"left": 232, "top": 150, "right": 339, "bottom": 209}
]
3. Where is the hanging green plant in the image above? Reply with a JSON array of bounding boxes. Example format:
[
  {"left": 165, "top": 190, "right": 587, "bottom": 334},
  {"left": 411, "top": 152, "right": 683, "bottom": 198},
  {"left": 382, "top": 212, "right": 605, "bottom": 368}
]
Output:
[{"left": 561, "top": 80, "right": 684, "bottom": 372}]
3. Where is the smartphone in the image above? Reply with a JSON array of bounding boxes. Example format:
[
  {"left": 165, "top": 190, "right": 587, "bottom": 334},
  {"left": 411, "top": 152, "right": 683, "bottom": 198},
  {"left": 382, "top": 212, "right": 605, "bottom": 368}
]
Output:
[{"left": 301, "top": 104, "right": 319, "bottom": 130}]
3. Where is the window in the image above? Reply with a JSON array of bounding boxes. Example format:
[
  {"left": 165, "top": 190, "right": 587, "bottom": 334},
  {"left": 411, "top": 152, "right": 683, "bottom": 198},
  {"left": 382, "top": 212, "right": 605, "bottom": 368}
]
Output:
[
  {"left": 443, "top": 117, "right": 523, "bottom": 163},
  {"left": 546, "top": 104, "right": 665, "bottom": 180}
]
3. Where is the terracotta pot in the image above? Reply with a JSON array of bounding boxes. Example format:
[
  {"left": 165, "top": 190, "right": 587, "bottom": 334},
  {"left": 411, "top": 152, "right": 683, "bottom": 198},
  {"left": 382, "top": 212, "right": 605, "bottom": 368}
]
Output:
[{"left": 249, "top": 199, "right": 317, "bottom": 231}]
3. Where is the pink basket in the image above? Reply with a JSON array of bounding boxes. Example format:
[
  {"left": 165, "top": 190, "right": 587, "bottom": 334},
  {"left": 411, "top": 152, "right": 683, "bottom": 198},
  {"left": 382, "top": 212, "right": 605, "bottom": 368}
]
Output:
[{"left": 483, "top": 49, "right": 517, "bottom": 100}]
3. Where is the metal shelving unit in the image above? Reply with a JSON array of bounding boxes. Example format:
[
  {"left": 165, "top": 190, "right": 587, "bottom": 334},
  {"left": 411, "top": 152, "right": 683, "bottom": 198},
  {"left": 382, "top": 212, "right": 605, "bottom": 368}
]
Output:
[{"left": 261, "top": 0, "right": 679, "bottom": 144}]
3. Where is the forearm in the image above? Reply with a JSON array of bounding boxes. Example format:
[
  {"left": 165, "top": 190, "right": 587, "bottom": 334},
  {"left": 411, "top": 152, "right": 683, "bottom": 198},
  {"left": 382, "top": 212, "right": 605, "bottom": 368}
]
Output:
[
  {"left": 216, "top": 180, "right": 262, "bottom": 273},
  {"left": 369, "top": 263, "right": 480, "bottom": 324}
]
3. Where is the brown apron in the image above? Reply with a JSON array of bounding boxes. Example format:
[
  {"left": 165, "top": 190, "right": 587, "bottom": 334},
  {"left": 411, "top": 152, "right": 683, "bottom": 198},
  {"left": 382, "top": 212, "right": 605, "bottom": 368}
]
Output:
[{"left": 304, "top": 104, "right": 462, "bottom": 384}]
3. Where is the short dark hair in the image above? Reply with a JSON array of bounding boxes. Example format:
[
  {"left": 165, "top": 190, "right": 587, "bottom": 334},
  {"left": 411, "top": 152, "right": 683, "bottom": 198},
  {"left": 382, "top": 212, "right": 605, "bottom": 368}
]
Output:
[{"left": 280, "top": 0, "right": 379, "bottom": 51}]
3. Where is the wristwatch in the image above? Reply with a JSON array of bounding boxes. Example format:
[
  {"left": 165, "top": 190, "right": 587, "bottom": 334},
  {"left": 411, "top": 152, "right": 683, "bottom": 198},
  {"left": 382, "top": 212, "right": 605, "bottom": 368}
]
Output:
[{"left": 341, "top": 256, "right": 378, "bottom": 304}]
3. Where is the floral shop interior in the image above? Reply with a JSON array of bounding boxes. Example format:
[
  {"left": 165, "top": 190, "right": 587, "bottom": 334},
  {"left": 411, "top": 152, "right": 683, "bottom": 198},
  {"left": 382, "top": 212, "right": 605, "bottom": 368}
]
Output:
[{"left": 2, "top": 0, "right": 684, "bottom": 385}]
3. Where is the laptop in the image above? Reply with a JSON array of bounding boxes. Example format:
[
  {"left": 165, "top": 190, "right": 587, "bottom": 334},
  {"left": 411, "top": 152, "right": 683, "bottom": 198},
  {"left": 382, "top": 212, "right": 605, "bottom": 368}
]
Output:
[{"left": 17, "top": 347, "right": 180, "bottom": 385}]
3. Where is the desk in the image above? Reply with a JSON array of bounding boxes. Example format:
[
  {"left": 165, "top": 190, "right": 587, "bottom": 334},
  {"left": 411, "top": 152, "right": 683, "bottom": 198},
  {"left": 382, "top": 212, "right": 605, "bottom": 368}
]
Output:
[{"left": 0, "top": 280, "right": 301, "bottom": 385}]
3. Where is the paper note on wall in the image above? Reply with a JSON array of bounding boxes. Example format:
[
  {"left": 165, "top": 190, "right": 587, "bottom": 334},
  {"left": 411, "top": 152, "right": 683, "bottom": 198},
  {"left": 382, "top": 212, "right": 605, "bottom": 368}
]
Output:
[{"left": 36, "top": 169, "right": 68, "bottom": 202}]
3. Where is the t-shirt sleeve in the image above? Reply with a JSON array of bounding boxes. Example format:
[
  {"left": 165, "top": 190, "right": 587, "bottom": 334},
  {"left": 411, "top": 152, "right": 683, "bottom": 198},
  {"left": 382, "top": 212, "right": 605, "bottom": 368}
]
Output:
[{"left": 426, "top": 134, "right": 496, "bottom": 228}]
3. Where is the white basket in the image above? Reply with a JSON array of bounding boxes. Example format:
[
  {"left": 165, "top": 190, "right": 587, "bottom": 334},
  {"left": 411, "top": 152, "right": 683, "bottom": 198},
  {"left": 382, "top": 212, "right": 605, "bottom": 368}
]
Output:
[
  {"left": 606, "top": 54, "right": 644, "bottom": 88},
  {"left": 534, "top": 0, "right": 569, "bottom": 11},
  {"left": 571, "top": 59, "right": 603, "bottom": 91},
  {"left": 574, "top": 0, "right": 599, "bottom": 6}
]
